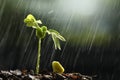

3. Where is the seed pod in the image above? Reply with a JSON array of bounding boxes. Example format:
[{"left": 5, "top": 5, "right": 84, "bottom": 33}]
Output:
[{"left": 52, "top": 61, "right": 64, "bottom": 74}]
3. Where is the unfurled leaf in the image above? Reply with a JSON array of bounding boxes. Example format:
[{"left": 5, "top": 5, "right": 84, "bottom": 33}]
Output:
[
  {"left": 49, "top": 29, "right": 60, "bottom": 34},
  {"left": 55, "top": 34, "right": 66, "bottom": 41},
  {"left": 48, "top": 29, "right": 66, "bottom": 50},
  {"left": 51, "top": 34, "right": 57, "bottom": 49},
  {"left": 55, "top": 38, "right": 61, "bottom": 50},
  {"left": 48, "top": 29, "right": 66, "bottom": 41},
  {"left": 36, "top": 20, "right": 42, "bottom": 24},
  {"left": 46, "top": 30, "right": 51, "bottom": 34},
  {"left": 52, "top": 34, "right": 61, "bottom": 50}
]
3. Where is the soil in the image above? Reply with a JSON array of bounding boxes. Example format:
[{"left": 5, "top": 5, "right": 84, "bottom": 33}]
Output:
[{"left": 0, "top": 70, "right": 93, "bottom": 80}]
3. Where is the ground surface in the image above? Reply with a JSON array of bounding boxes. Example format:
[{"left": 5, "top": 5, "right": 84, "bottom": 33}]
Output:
[{"left": 0, "top": 70, "right": 93, "bottom": 80}]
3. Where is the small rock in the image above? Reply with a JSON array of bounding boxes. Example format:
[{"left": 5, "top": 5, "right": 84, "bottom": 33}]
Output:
[
  {"left": 22, "top": 69, "right": 28, "bottom": 75},
  {"left": 42, "top": 74, "right": 53, "bottom": 80},
  {"left": 56, "top": 73, "right": 66, "bottom": 79},
  {"left": 29, "top": 70, "right": 34, "bottom": 75},
  {"left": 10, "top": 69, "right": 22, "bottom": 75},
  {"left": 1, "top": 70, "right": 12, "bottom": 75},
  {"left": 23, "top": 75, "right": 32, "bottom": 80}
]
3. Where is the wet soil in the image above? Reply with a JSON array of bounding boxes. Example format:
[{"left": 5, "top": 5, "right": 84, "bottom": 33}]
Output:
[{"left": 0, "top": 70, "right": 93, "bottom": 80}]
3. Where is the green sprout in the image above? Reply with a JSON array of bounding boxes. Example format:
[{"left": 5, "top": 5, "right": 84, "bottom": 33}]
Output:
[{"left": 24, "top": 14, "right": 66, "bottom": 74}]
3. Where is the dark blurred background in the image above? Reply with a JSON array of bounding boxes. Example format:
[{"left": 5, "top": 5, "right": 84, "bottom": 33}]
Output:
[{"left": 0, "top": 0, "right": 120, "bottom": 79}]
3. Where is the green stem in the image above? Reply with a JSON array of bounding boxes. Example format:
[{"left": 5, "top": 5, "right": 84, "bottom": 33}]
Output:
[{"left": 35, "top": 38, "right": 41, "bottom": 74}]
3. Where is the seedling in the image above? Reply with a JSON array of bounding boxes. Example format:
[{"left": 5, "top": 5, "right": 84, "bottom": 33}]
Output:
[{"left": 24, "top": 14, "right": 66, "bottom": 74}]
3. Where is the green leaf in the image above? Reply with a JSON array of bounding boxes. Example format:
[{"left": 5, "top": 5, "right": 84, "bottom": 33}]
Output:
[
  {"left": 55, "top": 38, "right": 61, "bottom": 50},
  {"left": 24, "top": 14, "right": 42, "bottom": 29},
  {"left": 48, "top": 29, "right": 66, "bottom": 41},
  {"left": 52, "top": 34, "right": 57, "bottom": 49},
  {"left": 46, "top": 30, "right": 51, "bottom": 34},
  {"left": 36, "top": 20, "right": 42, "bottom": 24},
  {"left": 41, "top": 26, "right": 47, "bottom": 32},
  {"left": 49, "top": 29, "right": 60, "bottom": 34},
  {"left": 52, "top": 34, "right": 61, "bottom": 50},
  {"left": 24, "top": 14, "right": 36, "bottom": 27},
  {"left": 36, "top": 26, "right": 47, "bottom": 39},
  {"left": 41, "top": 26, "right": 47, "bottom": 38},
  {"left": 55, "top": 34, "right": 66, "bottom": 41},
  {"left": 48, "top": 29, "right": 66, "bottom": 50},
  {"left": 36, "top": 27, "right": 43, "bottom": 39}
]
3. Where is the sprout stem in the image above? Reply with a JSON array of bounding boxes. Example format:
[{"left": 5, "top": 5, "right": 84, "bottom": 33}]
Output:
[{"left": 35, "top": 38, "right": 41, "bottom": 74}]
